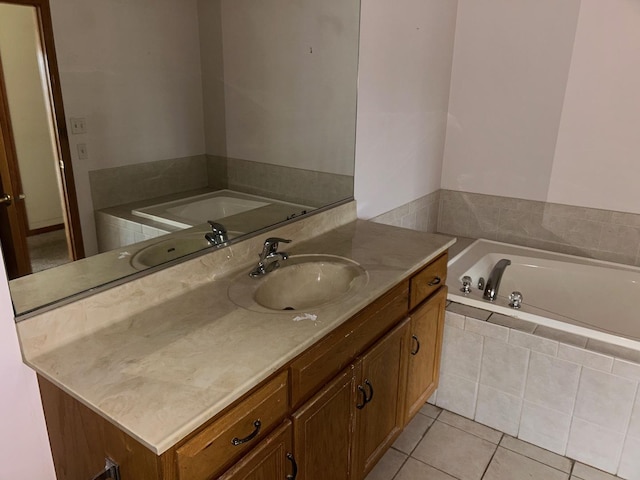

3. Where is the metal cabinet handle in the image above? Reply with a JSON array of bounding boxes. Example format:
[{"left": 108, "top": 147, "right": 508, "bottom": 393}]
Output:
[
  {"left": 356, "top": 385, "right": 367, "bottom": 409},
  {"left": 427, "top": 276, "right": 441, "bottom": 286},
  {"left": 286, "top": 452, "right": 298, "bottom": 480},
  {"left": 0, "top": 194, "right": 11, "bottom": 206},
  {"left": 231, "top": 419, "right": 262, "bottom": 446},
  {"left": 357, "top": 379, "right": 375, "bottom": 409},
  {"left": 411, "top": 335, "right": 421, "bottom": 356},
  {"left": 364, "top": 379, "right": 374, "bottom": 404}
]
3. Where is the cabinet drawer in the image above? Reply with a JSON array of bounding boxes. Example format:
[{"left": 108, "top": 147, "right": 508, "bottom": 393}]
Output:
[
  {"left": 290, "top": 281, "right": 409, "bottom": 408},
  {"left": 176, "top": 371, "right": 289, "bottom": 480},
  {"left": 409, "top": 252, "right": 448, "bottom": 310}
]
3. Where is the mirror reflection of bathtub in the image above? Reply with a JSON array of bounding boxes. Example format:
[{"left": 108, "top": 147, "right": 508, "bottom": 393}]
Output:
[{"left": 96, "top": 190, "right": 311, "bottom": 253}]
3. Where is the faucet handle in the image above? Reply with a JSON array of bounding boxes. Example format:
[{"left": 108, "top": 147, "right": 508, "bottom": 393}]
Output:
[
  {"left": 208, "top": 220, "right": 227, "bottom": 233},
  {"left": 264, "top": 237, "right": 291, "bottom": 252}
]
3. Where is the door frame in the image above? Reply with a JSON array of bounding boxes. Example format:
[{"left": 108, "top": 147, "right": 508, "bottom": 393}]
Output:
[{"left": 1, "top": 0, "right": 84, "bottom": 264}]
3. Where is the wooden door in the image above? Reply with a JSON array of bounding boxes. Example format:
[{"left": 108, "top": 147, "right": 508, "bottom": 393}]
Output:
[
  {"left": 354, "top": 319, "right": 410, "bottom": 479},
  {"left": 405, "top": 287, "right": 447, "bottom": 421},
  {"left": 291, "top": 365, "right": 358, "bottom": 480},
  {"left": 219, "top": 420, "right": 297, "bottom": 480},
  {"left": 0, "top": 52, "right": 31, "bottom": 278}
]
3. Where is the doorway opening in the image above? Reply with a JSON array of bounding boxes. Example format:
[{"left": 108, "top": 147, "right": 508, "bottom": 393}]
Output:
[{"left": 0, "top": 0, "right": 84, "bottom": 280}]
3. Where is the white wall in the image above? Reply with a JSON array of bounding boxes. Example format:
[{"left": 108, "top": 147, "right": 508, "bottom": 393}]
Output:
[
  {"left": 0, "top": 5, "right": 63, "bottom": 231},
  {"left": 0, "top": 256, "right": 56, "bottom": 479},
  {"left": 50, "top": 0, "right": 205, "bottom": 254},
  {"left": 547, "top": 0, "right": 640, "bottom": 213},
  {"left": 214, "top": 0, "right": 359, "bottom": 176},
  {"left": 354, "top": 0, "right": 458, "bottom": 219},
  {"left": 441, "top": 0, "right": 580, "bottom": 201},
  {"left": 441, "top": 0, "right": 640, "bottom": 215}
]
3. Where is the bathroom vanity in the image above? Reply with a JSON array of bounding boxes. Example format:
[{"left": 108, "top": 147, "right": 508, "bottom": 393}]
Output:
[{"left": 16, "top": 204, "right": 453, "bottom": 480}]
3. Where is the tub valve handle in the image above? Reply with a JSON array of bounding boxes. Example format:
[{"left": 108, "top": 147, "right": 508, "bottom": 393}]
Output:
[
  {"left": 509, "top": 291, "right": 523, "bottom": 309},
  {"left": 460, "top": 276, "right": 472, "bottom": 294},
  {"left": 477, "top": 277, "right": 485, "bottom": 291}
]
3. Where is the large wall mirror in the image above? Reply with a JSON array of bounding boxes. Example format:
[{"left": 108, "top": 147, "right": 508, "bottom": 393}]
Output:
[{"left": 1, "top": 0, "right": 360, "bottom": 316}]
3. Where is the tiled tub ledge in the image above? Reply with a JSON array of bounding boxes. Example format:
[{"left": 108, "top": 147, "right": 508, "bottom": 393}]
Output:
[{"left": 430, "top": 302, "right": 640, "bottom": 479}]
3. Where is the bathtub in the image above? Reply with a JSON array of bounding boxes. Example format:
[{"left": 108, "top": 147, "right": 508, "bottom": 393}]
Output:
[
  {"left": 447, "top": 239, "right": 640, "bottom": 350},
  {"left": 132, "top": 190, "right": 306, "bottom": 229}
]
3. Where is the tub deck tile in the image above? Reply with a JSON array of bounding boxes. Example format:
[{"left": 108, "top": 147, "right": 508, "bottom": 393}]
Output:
[
  {"left": 447, "top": 302, "right": 492, "bottom": 321},
  {"left": 534, "top": 325, "right": 589, "bottom": 349},
  {"left": 488, "top": 313, "right": 536, "bottom": 334},
  {"left": 586, "top": 339, "right": 640, "bottom": 365}
]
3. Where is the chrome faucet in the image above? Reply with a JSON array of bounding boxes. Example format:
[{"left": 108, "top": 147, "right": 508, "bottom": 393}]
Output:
[
  {"left": 249, "top": 237, "right": 292, "bottom": 277},
  {"left": 205, "top": 221, "right": 228, "bottom": 246},
  {"left": 483, "top": 258, "right": 512, "bottom": 301}
]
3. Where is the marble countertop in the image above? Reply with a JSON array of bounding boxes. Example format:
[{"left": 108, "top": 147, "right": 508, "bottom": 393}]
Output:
[{"left": 20, "top": 219, "right": 454, "bottom": 455}]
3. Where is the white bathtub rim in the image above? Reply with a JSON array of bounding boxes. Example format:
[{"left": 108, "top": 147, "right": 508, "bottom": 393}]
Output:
[{"left": 447, "top": 238, "right": 640, "bottom": 353}]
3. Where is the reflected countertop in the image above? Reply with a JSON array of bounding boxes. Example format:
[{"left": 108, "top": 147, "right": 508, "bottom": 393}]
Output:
[{"left": 17, "top": 211, "right": 454, "bottom": 455}]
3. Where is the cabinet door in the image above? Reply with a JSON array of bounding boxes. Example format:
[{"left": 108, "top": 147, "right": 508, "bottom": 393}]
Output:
[
  {"left": 405, "top": 287, "right": 447, "bottom": 421},
  {"left": 218, "top": 420, "right": 297, "bottom": 480},
  {"left": 291, "top": 365, "right": 358, "bottom": 480},
  {"left": 354, "top": 319, "right": 410, "bottom": 478}
]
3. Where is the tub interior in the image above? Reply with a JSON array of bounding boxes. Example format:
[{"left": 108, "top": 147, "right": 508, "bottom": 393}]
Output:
[{"left": 131, "top": 190, "right": 301, "bottom": 229}]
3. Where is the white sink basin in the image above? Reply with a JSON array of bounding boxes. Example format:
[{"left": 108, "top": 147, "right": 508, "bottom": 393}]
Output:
[{"left": 228, "top": 254, "right": 368, "bottom": 312}]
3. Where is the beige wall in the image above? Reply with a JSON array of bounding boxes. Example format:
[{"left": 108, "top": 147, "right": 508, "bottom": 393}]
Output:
[
  {"left": 441, "top": 0, "right": 640, "bottom": 215},
  {"left": 355, "top": 0, "right": 458, "bottom": 219},
  {"left": 0, "top": 5, "right": 63, "bottom": 231}
]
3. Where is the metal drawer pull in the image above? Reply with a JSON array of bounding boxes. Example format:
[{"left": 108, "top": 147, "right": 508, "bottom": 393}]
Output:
[
  {"left": 91, "top": 458, "right": 120, "bottom": 480},
  {"left": 286, "top": 452, "right": 298, "bottom": 479},
  {"left": 231, "top": 419, "right": 262, "bottom": 446},
  {"left": 411, "top": 335, "right": 421, "bottom": 356},
  {"left": 427, "top": 276, "right": 441, "bottom": 286}
]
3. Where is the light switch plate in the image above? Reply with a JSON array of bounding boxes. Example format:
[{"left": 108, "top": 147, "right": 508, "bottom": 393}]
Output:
[
  {"left": 70, "top": 117, "right": 86, "bottom": 134},
  {"left": 77, "top": 143, "right": 88, "bottom": 160}
]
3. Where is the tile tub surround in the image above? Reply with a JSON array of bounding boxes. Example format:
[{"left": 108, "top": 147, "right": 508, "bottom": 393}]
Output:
[
  {"left": 88, "top": 154, "right": 353, "bottom": 213},
  {"left": 372, "top": 190, "right": 441, "bottom": 233},
  {"left": 89, "top": 155, "right": 210, "bottom": 210},
  {"left": 366, "top": 405, "right": 623, "bottom": 480},
  {"left": 432, "top": 302, "right": 640, "bottom": 478},
  {"left": 371, "top": 188, "right": 640, "bottom": 268},
  {"left": 437, "top": 189, "right": 640, "bottom": 267},
  {"left": 16, "top": 202, "right": 455, "bottom": 454},
  {"left": 209, "top": 154, "right": 354, "bottom": 209}
]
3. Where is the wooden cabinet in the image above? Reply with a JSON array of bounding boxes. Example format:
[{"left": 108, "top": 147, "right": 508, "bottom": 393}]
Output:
[
  {"left": 218, "top": 421, "right": 296, "bottom": 480},
  {"left": 353, "top": 319, "right": 409, "bottom": 478},
  {"left": 38, "top": 252, "right": 449, "bottom": 480},
  {"left": 404, "top": 286, "right": 447, "bottom": 421},
  {"left": 292, "top": 366, "right": 357, "bottom": 480}
]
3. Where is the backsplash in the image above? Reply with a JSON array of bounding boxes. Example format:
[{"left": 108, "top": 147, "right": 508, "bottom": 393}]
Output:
[{"left": 373, "top": 189, "right": 640, "bottom": 267}]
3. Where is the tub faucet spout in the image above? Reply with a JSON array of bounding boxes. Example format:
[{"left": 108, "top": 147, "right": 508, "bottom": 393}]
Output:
[
  {"left": 483, "top": 258, "right": 511, "bottom": 301},
  {"left": 205, "top": 221, "right": 228, "bottom": 245}
]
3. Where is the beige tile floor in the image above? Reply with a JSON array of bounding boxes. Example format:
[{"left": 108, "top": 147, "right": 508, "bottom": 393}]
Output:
[{"left": 366, "top": 404, "right": 622, "bottom": 480}]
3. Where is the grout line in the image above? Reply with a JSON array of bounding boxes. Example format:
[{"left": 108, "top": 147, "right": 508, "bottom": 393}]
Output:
[{"left": 479, "top": 441, "right": 501, "bottom": 479}]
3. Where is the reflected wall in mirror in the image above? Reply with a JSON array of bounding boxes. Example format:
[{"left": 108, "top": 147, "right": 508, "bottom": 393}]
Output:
[{"left": 4, "top": 0, "right": 360, "bottom": 316}]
